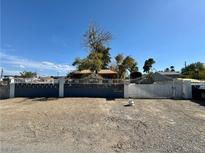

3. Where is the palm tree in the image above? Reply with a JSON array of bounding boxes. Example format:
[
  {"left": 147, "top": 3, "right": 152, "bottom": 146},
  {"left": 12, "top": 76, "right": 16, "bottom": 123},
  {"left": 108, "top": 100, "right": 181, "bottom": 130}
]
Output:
[
  {"left": 72, "top": 57, "right": 82, "bottom": 67},
  {"left": 122, "top": 56, "right": 138, "bottom": 72},
  {"left": 115, "top": 54, "right": 124, "bottom": 65},
  {"left": 143, "top": 58, "right": 155, "bottom": 73},
  {"left": 114, "top": 55, "right": 138, "bottom": 79}
]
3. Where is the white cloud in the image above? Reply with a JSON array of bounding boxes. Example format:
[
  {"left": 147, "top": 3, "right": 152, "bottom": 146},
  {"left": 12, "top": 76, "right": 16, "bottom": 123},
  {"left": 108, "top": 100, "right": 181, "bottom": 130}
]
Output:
[
  {"left": 19, "top": 65, "right": 25, "bottom": 68},
  {"left": 0, "top": 67, "right": 21, "bottom": 75},
  {"left": 0, "top": 52, "right": 75, "bottom": 75}
]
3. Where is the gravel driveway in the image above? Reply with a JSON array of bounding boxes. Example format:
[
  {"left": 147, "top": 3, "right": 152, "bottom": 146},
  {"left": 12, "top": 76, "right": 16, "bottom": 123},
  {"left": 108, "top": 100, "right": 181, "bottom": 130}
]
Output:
[{"left": 0, "top": 98, "right": 205, "bottom": 152}]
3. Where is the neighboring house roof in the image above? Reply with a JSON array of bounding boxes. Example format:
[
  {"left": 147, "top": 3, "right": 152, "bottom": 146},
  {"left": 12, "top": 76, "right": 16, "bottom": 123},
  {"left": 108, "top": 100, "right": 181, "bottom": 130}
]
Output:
[
  {"left": 39, "top": 77, "right": 53, "bottom": 80},
  {"left": 73, "top": 70, "right": 92, "bottom": 74},
  {"left": 50, "top": 76, "right": 65, "bottom": 79},
  {"left": 152, "top": 72, "right": 173, "bottom": 82},
  {"left": 83, "top": 73, "right": 103, "bottom": 80},
  {"left": 157, "top": 72, "right": 181, "bottom": 76},
  {"left": 177, "top": 78, "right": 205, "bottom": 83},
  {"left": 98, "top": 69, "right": 117, "bottom": 74},
  {"left": 73, "top": 69, "right": 117, "bottom": 74}
]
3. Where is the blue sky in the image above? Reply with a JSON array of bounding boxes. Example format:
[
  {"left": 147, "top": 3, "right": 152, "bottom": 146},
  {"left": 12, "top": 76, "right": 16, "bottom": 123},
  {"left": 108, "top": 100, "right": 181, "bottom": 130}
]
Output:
[{"left": 1, "top": 0, "right": 205, "bottom": 76}]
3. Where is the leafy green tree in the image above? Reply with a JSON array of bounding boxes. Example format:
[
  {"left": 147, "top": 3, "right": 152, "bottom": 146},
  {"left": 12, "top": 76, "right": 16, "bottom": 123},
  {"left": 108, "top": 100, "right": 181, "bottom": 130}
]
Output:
[
  {"left": 98, "top": 47, "right": 111, "bottom": 69},
  {"left": 87, "top": 51, "right": 103, "bottom": 73},
  {"left": 130, "top": 71, "right": 142, "bottom": 79},
  {"left": 112, "top": 54, "right": 124, "bottom": 78},
  {"left": 170, "top": 66, "right": 175, "bottom": 72},
  {"left": 115, "top": 54, "right": 124, "bottom": 65},
  {"left": 72, "top": 23, "right": 112, "bottom": 73},
  {"left": 77, "top": 59, "right": 92, "bottom": 71},
  {"left": 143, "top": 58, "right": 155, "bottom": 73},
  {"left": 67, "top": 71, "right": 74, "bottom": 78},
  {"left": 122, "top": 56, "right": 138, "bottom": 72},
  {"left": 164, "top": 66, "right": 175, "bottom": 72},
  {"left": 72, "top": 57, "right": 82, "bottom": 66},
  {"left": 181, "top": 62, "right": 205, "bottom": 80},
  {"left": 118, "top": 64, "right": 126, "bottom": 79},
  {"left": 113, "top": 54, "right": 138, "bottom": 79},
  {"left": 164, "top": 68, "right": 170, "bottom": 72},
  {"left": 72, "top": 57, "right": 84, "bottom": 71},
  {"left": 20, "top": 71, "right": 37, "bottom": 78}
]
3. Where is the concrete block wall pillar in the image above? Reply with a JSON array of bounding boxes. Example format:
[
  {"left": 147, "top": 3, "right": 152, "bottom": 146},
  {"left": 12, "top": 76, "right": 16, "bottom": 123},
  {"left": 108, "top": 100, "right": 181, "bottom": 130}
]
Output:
[
  {"left": 9, "top": 78, "right": 15, "bottom": 98},
  {"left": 124, "top": 83, "right": 129, "bottom": 98},
  {"left": 175, "top": 80, "right": 184, "bottom": 99},
  {"left": 59, "top": 78, "right": 65, "bottom": 97}
]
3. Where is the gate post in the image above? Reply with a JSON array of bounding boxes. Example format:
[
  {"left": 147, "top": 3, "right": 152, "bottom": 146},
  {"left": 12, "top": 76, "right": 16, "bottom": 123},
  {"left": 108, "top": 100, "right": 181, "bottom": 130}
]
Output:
[
  {"left": 172, "top": 80, "right": 176, "bottom": 99},
  {"left": 124, "top": 83, "right": 129, "bottom": 98},
  {"left": 182, "top": 80, "right": 192, "bottom": 99},
  {"left": 59, "top": 78, "right": 65, "bottom": 98},
  {"left": 9, "top": 78, "right": 15, "bottom": 98}
]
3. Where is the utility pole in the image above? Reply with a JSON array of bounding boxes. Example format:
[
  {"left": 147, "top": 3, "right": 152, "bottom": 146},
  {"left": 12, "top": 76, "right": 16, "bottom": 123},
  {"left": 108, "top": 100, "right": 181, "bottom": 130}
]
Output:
[{"left": 0, "top": 68, "right": 3, "bottom": 79}]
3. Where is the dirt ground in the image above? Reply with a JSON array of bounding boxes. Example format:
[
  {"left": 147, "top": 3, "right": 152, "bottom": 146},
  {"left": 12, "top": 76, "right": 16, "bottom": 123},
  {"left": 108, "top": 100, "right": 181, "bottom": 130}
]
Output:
[{"left": 0, "top": 98, "right": 205, "bottom": 152}]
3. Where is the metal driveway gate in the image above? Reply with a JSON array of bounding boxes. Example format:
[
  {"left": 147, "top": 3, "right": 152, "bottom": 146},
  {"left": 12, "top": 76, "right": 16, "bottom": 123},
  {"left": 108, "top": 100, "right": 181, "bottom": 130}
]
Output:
[
  {"left": 15, "top": 83, "right": 59, "bottom": 97},
  {"left": 64, "top": 84, "right": 124, "bottom": 98}
]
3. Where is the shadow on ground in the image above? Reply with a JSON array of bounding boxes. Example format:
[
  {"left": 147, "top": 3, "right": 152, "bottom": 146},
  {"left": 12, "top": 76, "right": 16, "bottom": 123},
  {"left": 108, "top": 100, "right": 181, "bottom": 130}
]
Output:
[
  {"left": 124, "top": 104, "right": 133, "bottom": 107},
  {"left": 191, "top": 99, "right": 205, "bottom": 107},
  {"left": 31, "top": 97, "right": 58, "bottom": 101},
  {"left": 106, "top": 98, "right": 116, "bottom": 101}
]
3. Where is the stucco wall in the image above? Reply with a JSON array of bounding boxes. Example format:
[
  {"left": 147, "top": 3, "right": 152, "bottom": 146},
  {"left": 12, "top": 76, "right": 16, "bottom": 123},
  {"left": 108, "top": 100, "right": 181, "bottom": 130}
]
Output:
[{"left": 124, "top": 80, "right": 192, "bottom": 99}]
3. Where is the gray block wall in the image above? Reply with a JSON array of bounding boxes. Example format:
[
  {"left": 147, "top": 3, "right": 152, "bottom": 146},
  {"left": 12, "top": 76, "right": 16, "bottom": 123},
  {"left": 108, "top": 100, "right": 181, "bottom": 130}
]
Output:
[
  {"left": 0, "top": 85, "right": 10, "bottom": 99},
  {"left": 1, "top": 79, "right": 193, "bottom": 99},
  {"left": 64, "top": 84, "right": 124, "bottom": 98}
]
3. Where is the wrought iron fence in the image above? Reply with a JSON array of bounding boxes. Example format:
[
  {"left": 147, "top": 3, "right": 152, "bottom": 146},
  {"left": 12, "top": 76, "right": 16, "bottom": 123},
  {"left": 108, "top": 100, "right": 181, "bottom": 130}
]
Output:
[
  {"left": 14, "top": 78, "right": 56, "bottom": 84},
  {"left": 12, "top": 78, "right": 127, "bottom": 84},
  {"left": 64, "top": 78, "right": 127, "bottom": 84},
  {"left": 5, "top": 76, "right": 171, "bottom": 85}
]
